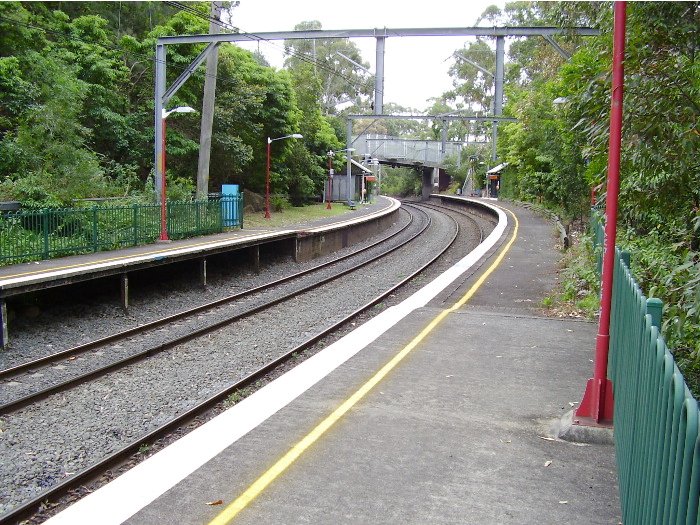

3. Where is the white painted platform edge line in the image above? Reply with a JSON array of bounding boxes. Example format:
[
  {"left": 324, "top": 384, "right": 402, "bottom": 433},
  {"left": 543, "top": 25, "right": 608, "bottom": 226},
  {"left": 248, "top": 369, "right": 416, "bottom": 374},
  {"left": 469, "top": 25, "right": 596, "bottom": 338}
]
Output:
[
  {"left": 42, "top": 201, "right": 506, "bottom": 525},
  {"left": 304, "top": 197, "right": 399, "bottom": 233}
]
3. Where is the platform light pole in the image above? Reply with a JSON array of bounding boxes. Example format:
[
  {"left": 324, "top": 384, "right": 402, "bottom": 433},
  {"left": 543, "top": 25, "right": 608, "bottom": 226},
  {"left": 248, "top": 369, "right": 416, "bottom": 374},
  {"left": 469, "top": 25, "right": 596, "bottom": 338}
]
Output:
[
  {"left": 326, "top": 148, "right": 354, "bottom": 209},
  {"left": 370, "top": 157, "right": 380, "bottom": 198},
  {"left": 265, "top": 134, "right": 303, "bottom": 219},
  {"left": 160, "top": 106, "right": 196, "bottom": 241},
  {"left": 575, "top": 1, "right": 627, "bottom": 427}
]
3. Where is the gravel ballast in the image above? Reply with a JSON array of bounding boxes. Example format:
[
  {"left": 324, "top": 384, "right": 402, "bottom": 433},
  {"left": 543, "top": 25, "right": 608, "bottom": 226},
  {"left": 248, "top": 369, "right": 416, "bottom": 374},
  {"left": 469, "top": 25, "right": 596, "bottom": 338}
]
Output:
[{"left": 0, "top": 202, "right": 494, "bottom": 517}]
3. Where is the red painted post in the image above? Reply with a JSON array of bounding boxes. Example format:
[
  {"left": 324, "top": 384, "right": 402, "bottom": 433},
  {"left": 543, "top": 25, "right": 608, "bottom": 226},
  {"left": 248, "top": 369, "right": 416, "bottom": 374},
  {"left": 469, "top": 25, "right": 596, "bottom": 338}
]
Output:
[
  {"left": 575, "top": 1, "right": 626, "bottom": 426},
  {"left": 160, "top": 118, "right": 169, "bottom": 241},
  {"left": 264, "top": 139, "right": 271, "bottom": 219},
  {"left": 326, "top": 153, "right": 333, "bottom": 210}
]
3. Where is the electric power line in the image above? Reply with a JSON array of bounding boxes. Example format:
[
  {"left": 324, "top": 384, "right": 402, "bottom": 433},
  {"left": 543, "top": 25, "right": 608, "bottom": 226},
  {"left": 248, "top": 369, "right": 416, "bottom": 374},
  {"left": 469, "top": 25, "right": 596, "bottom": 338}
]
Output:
[{"left": 165, "top": 1, "right": 382, "bottom": 97}]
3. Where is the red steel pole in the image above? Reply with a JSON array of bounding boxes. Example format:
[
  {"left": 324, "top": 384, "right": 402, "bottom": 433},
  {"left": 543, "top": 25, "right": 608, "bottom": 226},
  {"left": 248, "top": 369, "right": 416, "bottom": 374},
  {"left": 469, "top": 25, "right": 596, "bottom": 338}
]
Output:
[
  {"left": 575, "top": 1, "right": 626, "bottom": 426},
  {"left": 160, "top": 118, "right": 169, "bottom": 241},
  {"left": 264, "top": 139, "right": 271, "bottom": 219}
]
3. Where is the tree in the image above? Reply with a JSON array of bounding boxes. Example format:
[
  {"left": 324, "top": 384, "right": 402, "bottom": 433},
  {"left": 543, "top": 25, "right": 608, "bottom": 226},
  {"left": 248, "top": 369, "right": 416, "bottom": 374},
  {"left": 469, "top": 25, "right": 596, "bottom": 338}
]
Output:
[
  {"left": 445, "top": 39, "right": 495, "bottom": 114},
  {"left": 0, "top": 2, "right": 323, "bottom": 205}
]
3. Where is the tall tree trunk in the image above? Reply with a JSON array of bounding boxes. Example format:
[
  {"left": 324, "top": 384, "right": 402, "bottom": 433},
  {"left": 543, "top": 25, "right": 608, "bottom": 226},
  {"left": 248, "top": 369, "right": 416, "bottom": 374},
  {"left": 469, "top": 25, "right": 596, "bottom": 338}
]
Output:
[{"left": 196, "top": 1, "right": 221, "bottom": 199}]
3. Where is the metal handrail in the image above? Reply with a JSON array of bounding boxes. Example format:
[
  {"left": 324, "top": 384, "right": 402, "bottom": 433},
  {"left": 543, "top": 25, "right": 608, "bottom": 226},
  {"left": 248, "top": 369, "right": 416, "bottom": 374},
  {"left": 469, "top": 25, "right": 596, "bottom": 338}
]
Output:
[
  {"left": 591, "top": 210, "right": 700, "bottom": 524},
  {"left": 0, "top": 195, "right": 243, "bottom": 266}
]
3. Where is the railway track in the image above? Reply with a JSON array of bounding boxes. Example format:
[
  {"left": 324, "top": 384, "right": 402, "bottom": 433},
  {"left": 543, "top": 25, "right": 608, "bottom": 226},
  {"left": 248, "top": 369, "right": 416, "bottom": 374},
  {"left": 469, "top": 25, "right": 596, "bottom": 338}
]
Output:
[
  {"left": 0, "top": 202, "right": 483, "bottom": 524},
  {"left": 411, "top": 200, "right": 486, "bottom": 244},
  {"left": 0, "top": 207, "right": 424, "bottom": 412}
]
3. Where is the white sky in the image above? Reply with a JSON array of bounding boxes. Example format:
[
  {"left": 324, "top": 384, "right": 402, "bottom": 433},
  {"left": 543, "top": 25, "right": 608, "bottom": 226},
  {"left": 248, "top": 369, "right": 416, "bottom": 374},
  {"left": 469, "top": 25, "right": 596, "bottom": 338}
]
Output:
[{"left": 229, "top": 0, "right": 506, "bottom": 111}]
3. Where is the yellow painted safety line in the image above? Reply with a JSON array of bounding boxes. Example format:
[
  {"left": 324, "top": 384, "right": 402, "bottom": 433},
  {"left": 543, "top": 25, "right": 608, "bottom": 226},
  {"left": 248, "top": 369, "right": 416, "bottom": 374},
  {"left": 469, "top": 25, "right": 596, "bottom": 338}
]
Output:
[
  {"left": 208, "top": 207, "right": 519, "bottom": 525},
  {"left": 0, "top": 231, "right": 278, "bottom": 281}
]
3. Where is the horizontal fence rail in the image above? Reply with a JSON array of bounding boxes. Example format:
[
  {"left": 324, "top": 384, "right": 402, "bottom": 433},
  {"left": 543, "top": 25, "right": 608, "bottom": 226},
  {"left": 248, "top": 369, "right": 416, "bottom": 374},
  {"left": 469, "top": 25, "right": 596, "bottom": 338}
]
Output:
[
  {"left": 592, "top": 211, "right": 700, "bottom": 524},
  {"left": 0, "top": 195, "right": 243, "bottom": 266}
]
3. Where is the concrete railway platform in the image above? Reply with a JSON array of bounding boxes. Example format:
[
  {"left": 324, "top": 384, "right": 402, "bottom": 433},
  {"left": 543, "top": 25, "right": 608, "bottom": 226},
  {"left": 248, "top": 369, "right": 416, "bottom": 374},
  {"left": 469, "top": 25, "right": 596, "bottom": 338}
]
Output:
[{"left": 42, "top": 197, "right": 621, "bottom": 524}]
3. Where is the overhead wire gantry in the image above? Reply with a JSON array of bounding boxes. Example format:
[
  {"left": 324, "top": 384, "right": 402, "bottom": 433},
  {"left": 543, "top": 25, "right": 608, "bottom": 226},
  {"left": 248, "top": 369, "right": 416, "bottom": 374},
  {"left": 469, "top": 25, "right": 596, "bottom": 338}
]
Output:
[{"left": 153, "top": 25, "right": 599, "bottom": 203}]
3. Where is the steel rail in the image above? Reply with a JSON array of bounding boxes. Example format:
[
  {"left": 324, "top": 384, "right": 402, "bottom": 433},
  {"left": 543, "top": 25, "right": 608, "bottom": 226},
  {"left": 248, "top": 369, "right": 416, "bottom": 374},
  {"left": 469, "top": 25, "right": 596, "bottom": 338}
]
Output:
[
  {"left": 0, "top": 204, "right": 461, "bottom": 525},
  {"left": 410, "top": 200, "right": 486, "bottom": 244},
  {"left": 0, "top": 211, "right": 414, "bottom": 381},
  {"left": 0, "top": 208, "right": 430, "bottom": 414}
]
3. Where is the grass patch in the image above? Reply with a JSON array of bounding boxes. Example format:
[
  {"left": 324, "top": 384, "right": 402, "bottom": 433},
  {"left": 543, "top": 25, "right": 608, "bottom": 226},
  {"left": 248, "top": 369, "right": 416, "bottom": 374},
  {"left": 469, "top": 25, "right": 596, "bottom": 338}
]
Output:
[
  {"left": 542, "top": 227, "right": 600, "bottom": 319},
  {"left": 223, "top": 386, "right": 253, "bottom": 408},
  {"left": 243, "top": 202, "right": 361, "bottom": 229}
]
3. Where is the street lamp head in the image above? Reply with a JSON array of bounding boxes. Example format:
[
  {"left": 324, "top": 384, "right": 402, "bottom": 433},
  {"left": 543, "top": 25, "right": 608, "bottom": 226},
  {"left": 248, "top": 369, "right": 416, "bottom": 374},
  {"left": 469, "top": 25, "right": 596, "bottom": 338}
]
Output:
[
  {"left": 328, "top": 147, "right": 355, "bottom": 157},
  {"left": 162, "top": 106, "right": 197, "bottom": 119},
  {"left": 269, "top": 133, "right": 304, "bottom": 144}
]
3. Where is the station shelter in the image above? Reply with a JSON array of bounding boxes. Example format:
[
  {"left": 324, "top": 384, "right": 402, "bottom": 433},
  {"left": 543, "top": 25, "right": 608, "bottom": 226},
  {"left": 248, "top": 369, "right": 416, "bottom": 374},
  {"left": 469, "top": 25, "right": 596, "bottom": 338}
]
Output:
[{"left": 486, "top": 162, "right": 508, "bottom": 198}]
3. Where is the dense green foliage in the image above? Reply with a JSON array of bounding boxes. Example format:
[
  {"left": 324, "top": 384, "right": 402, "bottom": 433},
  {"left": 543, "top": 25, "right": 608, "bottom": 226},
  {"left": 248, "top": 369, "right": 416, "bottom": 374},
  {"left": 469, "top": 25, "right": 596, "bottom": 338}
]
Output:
[
  {"left": 451, "top": 2, "right": 699, "bottom": 382},
  {"left": 0, "top": 2, "right": 345, "bottom": 207},
  {"left": 380, "top": 167, "right": 421, "bottom": 198}
]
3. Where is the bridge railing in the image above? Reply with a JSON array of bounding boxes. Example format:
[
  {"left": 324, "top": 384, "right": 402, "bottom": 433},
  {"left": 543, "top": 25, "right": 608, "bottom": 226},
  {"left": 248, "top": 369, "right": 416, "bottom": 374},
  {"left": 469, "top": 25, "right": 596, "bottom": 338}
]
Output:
[
  {"left": 592, "top": 210, "right": 700, "bottom": 524},
  {"left": 0, "top": 195, "right": 243, "bottom": 266}
]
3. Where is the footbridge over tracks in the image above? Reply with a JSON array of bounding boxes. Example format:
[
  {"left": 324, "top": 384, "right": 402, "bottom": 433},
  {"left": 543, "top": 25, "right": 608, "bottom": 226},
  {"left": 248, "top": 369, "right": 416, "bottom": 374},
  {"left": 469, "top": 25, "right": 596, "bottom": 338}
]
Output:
[
  {"left": 341, "top": 114, "right": 517, "bottom": 202},
  {"left": 352, "top": 134, "right": 464, "bottom": 169},
  {"left": 350, "top": 134, "right": 464, "bottom": 200}
]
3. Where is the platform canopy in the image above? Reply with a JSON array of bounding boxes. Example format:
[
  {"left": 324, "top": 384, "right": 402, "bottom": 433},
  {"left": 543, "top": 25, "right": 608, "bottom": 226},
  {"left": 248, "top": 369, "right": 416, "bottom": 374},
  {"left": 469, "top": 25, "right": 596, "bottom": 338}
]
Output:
[{"left": 487, "top": 162, "right": 509, "bottom": 174}]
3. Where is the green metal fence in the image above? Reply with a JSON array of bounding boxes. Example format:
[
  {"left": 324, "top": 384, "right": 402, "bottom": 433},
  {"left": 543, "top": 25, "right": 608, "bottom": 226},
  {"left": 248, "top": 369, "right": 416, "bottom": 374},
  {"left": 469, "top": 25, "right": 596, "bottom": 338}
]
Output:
[
  {"left": 592, "top": 211, "right": 700, "bottom": 524},
  {"left": 0, "top": 195, "right": 243, "bottom": 266}
]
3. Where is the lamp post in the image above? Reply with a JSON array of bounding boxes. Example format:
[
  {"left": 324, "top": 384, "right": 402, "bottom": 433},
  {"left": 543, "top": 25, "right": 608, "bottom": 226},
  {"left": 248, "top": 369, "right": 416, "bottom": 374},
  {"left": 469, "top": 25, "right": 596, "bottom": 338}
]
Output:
[
  {"left": 360, "top": 154, "right": 372, "bottom": 203},
  {"left": 265, "top": 134, "right": 303, "bottom": 219},
  {"left": 326, "top": 148, "right": 355, "bottom": 209},
  {"left": 370, "top": 157, "right": 380, "bottom": 198},
  {"left": 160, "top": 106, "right": 196, "bottom": 241}
]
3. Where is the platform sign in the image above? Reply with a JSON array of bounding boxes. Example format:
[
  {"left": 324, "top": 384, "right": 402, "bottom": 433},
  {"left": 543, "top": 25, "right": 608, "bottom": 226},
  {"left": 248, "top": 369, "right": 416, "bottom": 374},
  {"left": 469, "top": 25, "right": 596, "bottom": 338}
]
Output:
[{"left": 222, "top": 184, "right": 240, "bottom": 227}]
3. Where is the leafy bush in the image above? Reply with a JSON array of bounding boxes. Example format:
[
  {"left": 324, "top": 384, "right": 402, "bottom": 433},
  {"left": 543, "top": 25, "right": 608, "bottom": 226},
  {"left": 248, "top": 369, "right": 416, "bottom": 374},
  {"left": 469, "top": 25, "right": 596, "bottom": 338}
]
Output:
[
  {"left": 543, "top": 228, "right": 600, "bottom": 319},
  {"left": 166, "top": 176, "right": 196, "bottom": 202},
  {"left": 619, "top": 231, "right": 700, "bottom": 368},
  {"left": 381, "top": 167, "right": 421, "bottom": 197},
  {"left": 271, "top": 194, "right": 291, "bottom": 212}
]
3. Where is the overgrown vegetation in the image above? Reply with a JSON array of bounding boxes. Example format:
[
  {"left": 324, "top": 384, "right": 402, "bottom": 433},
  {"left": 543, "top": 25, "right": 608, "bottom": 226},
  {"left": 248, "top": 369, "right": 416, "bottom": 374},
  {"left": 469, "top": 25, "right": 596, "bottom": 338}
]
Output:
[
  {"left": 543, "top": 227, "right": 600, "bottom": 319},
  {"left": 0, "top": 2, "right": 351, "bottom": 207},
  {"left": 380, "top": 167, "right": 422, "bottom": 198},
  {"left": 455, "top": 2, "right": 698, "bottom": 390}
]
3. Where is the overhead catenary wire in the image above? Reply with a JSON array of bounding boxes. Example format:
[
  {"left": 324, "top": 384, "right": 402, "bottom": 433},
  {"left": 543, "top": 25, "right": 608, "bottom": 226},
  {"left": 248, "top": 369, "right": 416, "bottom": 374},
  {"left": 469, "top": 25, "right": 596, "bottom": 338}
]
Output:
[{"left": 165, "top": 0, "right": 382, "bottom": 97}]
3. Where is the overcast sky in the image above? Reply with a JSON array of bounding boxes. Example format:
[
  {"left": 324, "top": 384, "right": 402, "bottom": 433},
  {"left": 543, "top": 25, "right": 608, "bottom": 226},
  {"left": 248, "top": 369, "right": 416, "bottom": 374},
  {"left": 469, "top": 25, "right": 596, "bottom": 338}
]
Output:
[{"left": 229, "top": 0, "right": 506, "bottom": 111}]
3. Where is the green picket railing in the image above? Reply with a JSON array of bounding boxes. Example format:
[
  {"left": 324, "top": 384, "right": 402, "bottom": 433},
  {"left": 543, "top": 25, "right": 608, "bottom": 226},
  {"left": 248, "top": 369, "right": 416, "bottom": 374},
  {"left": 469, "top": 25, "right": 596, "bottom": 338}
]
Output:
[
  {"left": 592, "top": 211, "right": 700, "bottom": 524},
  {"left": 0, "top": 195, "right": 243, "bottom": 266}
]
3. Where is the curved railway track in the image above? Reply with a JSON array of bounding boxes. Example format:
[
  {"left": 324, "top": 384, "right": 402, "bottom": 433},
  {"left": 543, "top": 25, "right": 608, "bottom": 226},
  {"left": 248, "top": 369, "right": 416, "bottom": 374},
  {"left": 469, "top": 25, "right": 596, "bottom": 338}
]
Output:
[
  {"left": 0, "top": 201, "right": 484, "bottom": 524},
  {"left": 412, "top": 200, "right": 486, "bottom": 244},
  {"left": 0, "top": 207, "right": 427, "bottom": 413}
]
